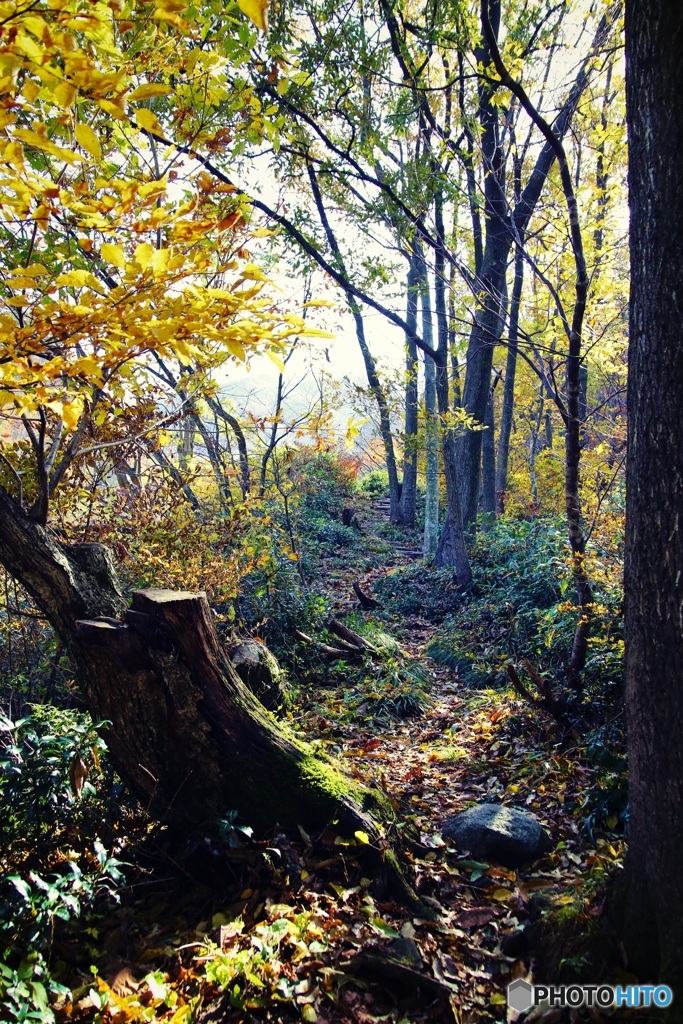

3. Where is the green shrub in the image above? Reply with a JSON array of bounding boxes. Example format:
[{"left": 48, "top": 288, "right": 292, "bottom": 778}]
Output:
[
  {"left": 423, "top": 516, "right": 623, "bottom": 695},
  {"left": 374, "top": 564, "right": 465, "bottom": 621},
  {"left": 0, "top": 707, "right": 130, "bottom": 1022},
  {"left": 358, "top": 470, "right": 389, "bottom": 497},
  {"left": 315, "top": 519, "right": 357, "bottom": 549}
]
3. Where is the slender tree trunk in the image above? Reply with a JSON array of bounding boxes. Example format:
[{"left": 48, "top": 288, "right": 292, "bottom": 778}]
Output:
[
  {"left": 433, "top": 192, "right": 473, "bottom": 582},
  {"left": 496, "top": 244, "right": 524, "bottom": 511},
  {"left": 481, "top": 390, "right": 496, "bottom": 529},
  {"left": 415, "top": 246, "right": 440, "bottom": 557},
  {"left": 307, "top": 166, "right": 401, "bottom": 521},
  {"left": 350, "top": 304, "right": 401, "bottom": 521},
  {"left": 399, "top": 258, "right": 419, "bottom": 528},
  {"left": 622, "top": 0, "right": 683, "bottom": 998},
  {"left": 206, "top": 396, "right": 251, "bottom": 498},
  {"left": 423, "top": 353, "right": 439, "bottom": 558}
]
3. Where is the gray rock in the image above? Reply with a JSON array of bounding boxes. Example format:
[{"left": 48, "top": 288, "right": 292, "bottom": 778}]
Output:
[
  {"left": 441, "top": 803, "right": 552, "bottom": 867},
  {"left": 229, "top": 640, "right": 288, "bottom": 712}
]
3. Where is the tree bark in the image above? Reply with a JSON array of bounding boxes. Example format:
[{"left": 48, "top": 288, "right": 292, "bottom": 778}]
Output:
[
  {"left": 481, "top": 389, "right": 497, "bottom": 529},
  {"left": 399, "top": 258, "right": 419, "bottom": 528},
  {"left": 433, "top": 191, "right": 473, "bottom": 582},
  {"left": 418, "top": 267, "right": 440, "bottom": 559},
  {"left": 496, "top": 245, "right": 524, "bottom": 512},
  {"left": 623, "top": 0, "right": 683, "bottom": 997}
]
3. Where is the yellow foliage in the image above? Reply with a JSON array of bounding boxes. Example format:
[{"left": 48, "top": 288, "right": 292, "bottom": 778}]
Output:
[{"left": 0, "top": 0, "right": 323, "bottom": 453}]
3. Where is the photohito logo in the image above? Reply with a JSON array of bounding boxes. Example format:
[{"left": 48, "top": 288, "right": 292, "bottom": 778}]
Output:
[{"left": 507, "top": 979, "right": 673, "bottom": 1012}]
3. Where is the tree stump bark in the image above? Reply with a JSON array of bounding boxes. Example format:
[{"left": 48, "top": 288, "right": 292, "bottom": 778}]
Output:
[{"left": 75, "top": 589, "right": 384, "bottom": 838}]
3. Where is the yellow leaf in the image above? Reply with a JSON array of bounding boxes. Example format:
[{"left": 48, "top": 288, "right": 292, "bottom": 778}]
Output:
[
  {"left": 97, "top": 99, "right": 128, "bottom": 121},
  {"left": 55, "top": 269, "right": 104, "bottom": 292},
  {"left": 62, "top": 400, "right": 83, "bottom": 431},
  {"left": 135, "top": 108, "right": 162, "bottom": 134},
  {"left": 13, "top": 128, "right": 83, "bottom": 163},
  {"left": 3, "top": 141, "right": 24, "bottom": 170},
  {"left": 237, "top": 0, "right": 268, "bottom": 32},
  {"left": 72, "top": 355, "right": 104, "bottom": 381},
  {"left": 22, "top": 80, "right": 41, "bottom": 104},
  {"left": 225, "top": 340, "right": 246, "bottom": 360},
  {"left": 100, "top": 243, "right": 125, "bottom": 269},
  {"left": 354, "top": 830, "right": 370, "bottom": 846},
  {"left": 239, "top": 263, "right": 269, "bottom": 283},
  {"left": 129, "top": 83, "right": 173, "bottom": 101},
  {"left": 153, "top": 0, "right": 186, "bottom": 10},
  {"left": 53, "top": 81, "right": 77, "bottom": 108},
  {"left": 134, "top": 242, "right": 155, "bottom": 269},
  {"left": 75, "top": 123, "right": 102, "bottom": 161},
  {"left": 138, "top": 178, "right": 167, "bottom": 199},
  {"left": 266, "top": 349, "right": 284, "bottom": 373},
  {"left": 151, "top": 248, "right": 169, "bottom": 276}
]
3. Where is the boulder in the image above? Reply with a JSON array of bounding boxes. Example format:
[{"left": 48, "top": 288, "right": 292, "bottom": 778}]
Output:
[
  {"left": 229, "top": 640, "right": 288, "bottom": 713},
  {"left": 441, "top": 803, "right": 552, "bottom": 867}
]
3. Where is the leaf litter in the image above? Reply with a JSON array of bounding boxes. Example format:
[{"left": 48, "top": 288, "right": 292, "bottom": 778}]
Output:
[{"left": 56, "top": 541, "right": 626, "bottom": 1024}]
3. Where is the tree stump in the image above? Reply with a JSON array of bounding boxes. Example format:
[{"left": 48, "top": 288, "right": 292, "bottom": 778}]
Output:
[{"left": 74, "top": 589, "right": 384, "bottom": 838}]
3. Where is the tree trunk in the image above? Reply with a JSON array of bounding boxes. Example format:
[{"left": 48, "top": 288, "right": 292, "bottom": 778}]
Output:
[
  {"left": 416, "top": 257, "right": 439, "bottom": 558},
  {"left": 399, "top": 259, "right": 419, "bottom": 528},
  {"left": 0, "top": 488, "right": 398, "bottom": 850},
  {"left": 456, "top": 3, "right": 616, "bottom": 528},
  {"left": 350, "top": 304, "right": 402, "bottom": 522},
  {"left": 306, "top": 164, "right": 401, "bottom": 522},
  {"left": 75, "top": 589, "right": 383, "bottom": 835},
  {"left": 622, "top": 0, "right": 683, "bottom": 997},
  {"left": 496, "top": 244, "right": 524, "bottom": 511},
  {"left": 481, "top": 389, "right": 497, "bottom": 529},
  {"left": 433, "top": 191, "right": 473, "bottom": 583}
]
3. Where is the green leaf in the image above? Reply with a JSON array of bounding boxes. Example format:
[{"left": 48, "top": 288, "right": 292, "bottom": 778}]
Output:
[{"left": 8, "top": 875, "right": 31, "bottom": 900}]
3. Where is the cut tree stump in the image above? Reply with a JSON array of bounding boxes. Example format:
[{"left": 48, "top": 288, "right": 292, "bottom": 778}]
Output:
[{"left": 75, "top": 589, "right": 390, "bottom": 837}]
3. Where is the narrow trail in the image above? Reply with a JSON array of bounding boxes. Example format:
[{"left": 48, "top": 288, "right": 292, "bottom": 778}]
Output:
[{"left": 298, "top": 496, "right": 608, "bottom": 1022}]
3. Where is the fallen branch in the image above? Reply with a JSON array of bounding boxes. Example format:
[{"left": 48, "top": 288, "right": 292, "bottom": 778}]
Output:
[
  {"left": 506, "top": 662, "right": 567, "bottom": 724},
  {"left": 293, "top": 628, "right": 365, "bottom": 661},
  {"left": 353, "top": 581, "right": 380, "bottom": 609},
  {"left": 328, "top": 618, "right": 378, "bottom": 653}
]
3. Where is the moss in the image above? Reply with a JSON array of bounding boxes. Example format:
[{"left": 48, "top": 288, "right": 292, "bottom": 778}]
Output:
[{"left": 299, "top": 752, "right": 359, "bottom": 806}]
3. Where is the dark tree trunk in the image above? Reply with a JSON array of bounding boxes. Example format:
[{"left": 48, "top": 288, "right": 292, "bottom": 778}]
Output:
[
  {"left": 0, "top": 488, "right": 402, "bottom": 856},
  {"left": 623, "top": 0, "right": 683, "bottom": 996},
  {"left": 75, "top": 589, "right": 382, "bottom": 835}
]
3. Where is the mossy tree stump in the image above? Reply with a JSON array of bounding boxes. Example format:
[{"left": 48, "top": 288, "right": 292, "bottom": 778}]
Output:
[{"left": 75, "top": 589, "right": 383, "bottom": 837}]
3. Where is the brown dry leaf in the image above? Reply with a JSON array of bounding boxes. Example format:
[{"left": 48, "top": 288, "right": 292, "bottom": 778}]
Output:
[
  {"left": 69, "top": 756, "right": 88, "bottom": 799},
  {"left": 454, "top": 907, "right": 498, "bottom": 930}
]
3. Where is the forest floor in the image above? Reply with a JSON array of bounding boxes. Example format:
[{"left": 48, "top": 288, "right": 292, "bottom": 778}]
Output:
[{"left": 57, "top": 501, "right": 628, "bottom": 1024}]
